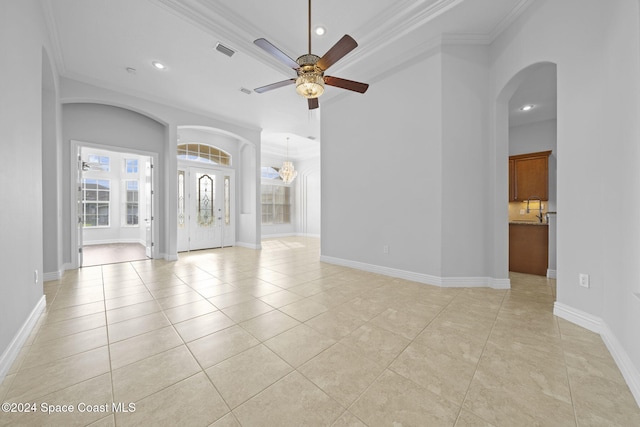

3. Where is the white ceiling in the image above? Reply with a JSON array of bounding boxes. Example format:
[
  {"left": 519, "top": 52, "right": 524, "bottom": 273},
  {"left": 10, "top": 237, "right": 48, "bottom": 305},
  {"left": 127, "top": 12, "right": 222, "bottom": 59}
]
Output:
[
  {"left": 508, "top": 63, "right": 557, "bottom": 127},
  {"left": 44, "top": 0, "right": 549, "bottom": 156}
]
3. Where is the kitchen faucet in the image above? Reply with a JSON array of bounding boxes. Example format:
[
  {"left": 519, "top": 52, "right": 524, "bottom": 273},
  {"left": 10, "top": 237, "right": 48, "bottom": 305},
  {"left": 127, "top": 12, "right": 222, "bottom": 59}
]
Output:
[{"left": 526, "top": 196, "right": 544, "bottom": 223}]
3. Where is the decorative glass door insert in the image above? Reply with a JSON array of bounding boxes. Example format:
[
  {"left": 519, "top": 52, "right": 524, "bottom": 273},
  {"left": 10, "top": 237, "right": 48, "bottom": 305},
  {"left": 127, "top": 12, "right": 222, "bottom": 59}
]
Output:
[{"left": 197, "top": 173, "right": 215, "bottom": 227}]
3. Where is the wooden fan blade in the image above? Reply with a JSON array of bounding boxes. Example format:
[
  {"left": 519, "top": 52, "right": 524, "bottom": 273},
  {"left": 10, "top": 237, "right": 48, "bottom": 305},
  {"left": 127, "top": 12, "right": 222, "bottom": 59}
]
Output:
[
  {"left": 254, "top": 38, "right": 300, "bottom": 69},
  {"left": 316, "top": 35, "right": 358, "bottom": 71},
  {"left": 254, "top": 79, "right": 296, "bottom": 93},
  {"left": 308, "top": 98, "right": 319, "bottom": 110},
  {"left": 324, "top": 76, "right": 369, "bottom": 93}
]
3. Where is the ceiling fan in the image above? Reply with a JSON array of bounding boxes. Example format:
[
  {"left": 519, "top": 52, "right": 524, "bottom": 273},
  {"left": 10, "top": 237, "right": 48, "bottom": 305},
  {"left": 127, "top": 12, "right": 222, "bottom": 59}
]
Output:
[{"left": 253, "top": 0, "right": 369, "bottom": 110}]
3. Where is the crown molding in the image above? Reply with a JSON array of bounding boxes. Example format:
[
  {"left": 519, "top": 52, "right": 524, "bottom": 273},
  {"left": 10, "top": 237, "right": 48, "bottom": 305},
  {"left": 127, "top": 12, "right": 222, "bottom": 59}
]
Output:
[
  {"left": 152, "top": 0, "right": 293, "bottom": 78},
  {"left": 151, "top": 0, "right": 534, "bottom": 91},
  {"left": 325, "top": 0, "right": 465, "bottom": 73},
  {"left": 488, "top": 0, "right": 536, "bottom": 42}
]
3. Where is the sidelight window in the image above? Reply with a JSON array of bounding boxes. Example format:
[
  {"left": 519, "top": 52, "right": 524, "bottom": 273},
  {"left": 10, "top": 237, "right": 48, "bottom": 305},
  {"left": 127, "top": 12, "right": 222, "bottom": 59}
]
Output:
[{"left": 125, "top": 180, "right": 139, "bottom": 225}]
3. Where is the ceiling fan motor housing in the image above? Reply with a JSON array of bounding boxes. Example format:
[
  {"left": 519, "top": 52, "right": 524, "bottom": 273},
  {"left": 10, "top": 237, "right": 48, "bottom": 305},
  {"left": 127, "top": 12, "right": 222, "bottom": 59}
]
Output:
[{"left": 295, "top": 54, "right": 324, "bottom": 99}]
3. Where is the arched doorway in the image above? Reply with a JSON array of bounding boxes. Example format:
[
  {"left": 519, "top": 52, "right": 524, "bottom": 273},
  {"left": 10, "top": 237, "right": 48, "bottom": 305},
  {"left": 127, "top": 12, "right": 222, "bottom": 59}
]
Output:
[
  {"left": 494, "top": 62, "right": 558, "bottom": 288},
  {"left": 176, "top": 127, "right": 238, "bottom": 252}
]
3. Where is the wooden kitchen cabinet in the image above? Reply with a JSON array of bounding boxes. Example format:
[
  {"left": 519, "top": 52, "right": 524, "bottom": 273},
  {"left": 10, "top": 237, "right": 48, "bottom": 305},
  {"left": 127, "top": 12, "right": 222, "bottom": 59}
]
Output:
[
  {"left": 509, "top": 150, "right": 551, "bottom": 201},
  {"left": 509, "top": 223, "right": 548, "bottom": 276}
]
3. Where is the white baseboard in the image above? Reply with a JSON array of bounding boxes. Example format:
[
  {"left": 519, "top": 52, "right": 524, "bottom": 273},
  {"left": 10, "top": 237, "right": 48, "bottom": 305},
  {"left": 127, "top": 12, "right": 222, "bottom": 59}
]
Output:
[
  {"left": 0, "top": 296, "right": 46, "bottom": 383},
  {"left": 601, "top": 323, "right": 640, "bottom": 406},
  {"left": 319, "top": 255, "right": 510, "bottom": 290},
  {"left": 43, "top": 270, "right": 62, "bottom": 281},
  {"left": 160, "top": 252, "right": 178, "bottom": 261},
  {"left": 236, "top": 242, "right": 262, "bottom": 250},
  {"left": 554, "top": 302, "right": 640, "bottom": 406},
  {"left": 261, "top": 233, "right": 297, "bottom": 239},
  {"left": 297, "top": 233, "right": 321, "bottom": 238},
  {"left": 83, "top": 239, "right": 146, "bottom": 246},
  {"left": 547, "top": 269, "right": 557, "bottom": 279},
  {"left": 553, "top": 302, "right": 602, "bottom": 333},
  {"left": 261, "top": 233, "right": 321, "bottom": 239}
]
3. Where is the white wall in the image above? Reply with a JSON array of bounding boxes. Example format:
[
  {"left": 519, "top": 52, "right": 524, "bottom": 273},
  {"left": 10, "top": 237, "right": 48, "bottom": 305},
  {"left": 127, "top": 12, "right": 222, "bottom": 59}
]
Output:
[
  {"left": 322, "top": 44, "right": 501, "bottom": 285},
  {"left": 600, "top": 0, "right": 640, "bottom": 400},
  {"left": 490, "top": 0, "right": 640, "bottom": 400},
  {"left": 42, "top": 47, "right": 63, "bottom": 279},
  {"left": 322, "top": 52, "right": 444, "bottom": 277},
  {"left": 440, "top": 45, "right": 491, "bottom": 278},
  {"left": 294, "top": 156, "right": 321, "bottom": 237},
  {"left": 0, "top": 0, "right": 50, "bottom": 378}
]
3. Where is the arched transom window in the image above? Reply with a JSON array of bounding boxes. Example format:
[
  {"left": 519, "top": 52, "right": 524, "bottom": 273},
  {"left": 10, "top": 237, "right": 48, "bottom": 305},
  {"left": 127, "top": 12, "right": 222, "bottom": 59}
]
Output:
[{"left": 177, "top": 143, "right": 231, "bottom": 166}]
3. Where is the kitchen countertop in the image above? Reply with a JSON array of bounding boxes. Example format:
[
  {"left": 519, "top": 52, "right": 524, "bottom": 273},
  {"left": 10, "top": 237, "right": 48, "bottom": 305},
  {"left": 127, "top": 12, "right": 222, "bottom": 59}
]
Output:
[{"left": 509, "top": 221, "right": 548, "bottom": 226}]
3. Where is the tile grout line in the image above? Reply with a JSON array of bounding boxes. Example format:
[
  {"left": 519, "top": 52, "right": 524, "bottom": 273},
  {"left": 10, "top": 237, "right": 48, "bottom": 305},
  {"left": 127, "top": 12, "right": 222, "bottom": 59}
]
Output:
[
  {"left": 4, "top": 269, "right": 112, "bottom": 417},
  {"left": 556, "top": 315, "right": 580, "bottom": 427},
  {"left": 453, "top": 288, "right": 509, "bottom": 426},
  {"left": 108, "top": 261, "right": 233, "bottom": 423},
  {"left": 324, "top": 289, "right": 459, "bottom": 420},
  {"left": 131, "top": 258, "right": 239, "bottom": 425},
  {"left": 102, "top": 264, "right": 119, "bottom": 427}
]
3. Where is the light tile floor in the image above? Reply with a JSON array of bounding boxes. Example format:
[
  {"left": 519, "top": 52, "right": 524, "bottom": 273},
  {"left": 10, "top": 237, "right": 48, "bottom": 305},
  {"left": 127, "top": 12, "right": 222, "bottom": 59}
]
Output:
[
  {"left": 82, "top": 243, "right": 148, "bottom": 267},
  {"left": 1, "top": 237, "right": 639, "bottom": 426}
]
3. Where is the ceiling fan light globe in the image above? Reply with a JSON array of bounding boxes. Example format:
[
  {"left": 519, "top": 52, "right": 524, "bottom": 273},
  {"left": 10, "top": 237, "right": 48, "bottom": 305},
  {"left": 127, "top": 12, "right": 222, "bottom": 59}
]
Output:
[{"left": 296, "top": 73, "right": 325, "bottom": 99}]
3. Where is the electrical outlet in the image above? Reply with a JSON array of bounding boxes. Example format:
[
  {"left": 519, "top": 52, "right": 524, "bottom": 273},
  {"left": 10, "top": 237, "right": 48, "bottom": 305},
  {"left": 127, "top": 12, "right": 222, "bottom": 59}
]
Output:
[
  {"left": 34, "top": 269, "right": 39, "bottom": 285},
  {"left": 383, "top": 245, "right": 389, "bottom": 254},
  {"left": 579, "top": 273, "right": 589, "bottom": 288}
]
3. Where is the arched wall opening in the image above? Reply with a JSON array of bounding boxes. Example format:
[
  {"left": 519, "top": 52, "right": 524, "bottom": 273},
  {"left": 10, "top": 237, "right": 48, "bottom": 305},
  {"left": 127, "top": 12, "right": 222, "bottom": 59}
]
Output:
[
  {"left": 41, "top": 48, "right": 61, "bottom": 279},
  {"left": 176, "top": 125, "right": 260, "bottom": 251},
  {"left": 493, "top": 61, "right": 558, "bottom": 285},
  {"left": 62, "top": 103, "right": 166, "bottom": 268}
]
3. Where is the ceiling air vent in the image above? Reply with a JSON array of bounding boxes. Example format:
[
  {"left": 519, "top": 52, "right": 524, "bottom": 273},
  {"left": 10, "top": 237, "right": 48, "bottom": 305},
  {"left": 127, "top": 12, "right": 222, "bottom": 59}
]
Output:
[{"left": 215, "top": 42, "right": 235, "bottom": 57}]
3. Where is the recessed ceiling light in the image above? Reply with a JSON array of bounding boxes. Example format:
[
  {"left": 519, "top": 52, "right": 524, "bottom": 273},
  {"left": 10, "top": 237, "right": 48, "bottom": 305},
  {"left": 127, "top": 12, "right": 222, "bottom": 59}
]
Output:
[
  {"left": 126, "top": 67, "right": 137, "bottom": 74},
  {"left": 315, "top": 26, "right": 326, "bottom": 36},
  {"left": 152, "top": 61, "right": 166, "bottom": 70},
  {"left": 520, "top": 104, "right": 534, "bottom": 111}
]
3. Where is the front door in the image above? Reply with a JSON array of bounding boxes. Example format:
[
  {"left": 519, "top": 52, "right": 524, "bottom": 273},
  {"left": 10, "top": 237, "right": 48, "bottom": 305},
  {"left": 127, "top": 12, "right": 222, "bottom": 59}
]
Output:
[{"left": 177, "top": 166, "right": 234, "bottom": 251}]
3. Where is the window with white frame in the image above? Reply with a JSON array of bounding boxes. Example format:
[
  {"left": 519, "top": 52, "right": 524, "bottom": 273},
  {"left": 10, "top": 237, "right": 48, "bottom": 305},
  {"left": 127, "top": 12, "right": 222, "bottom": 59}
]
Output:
[
  {"left": 125, "top": 180, "right": 139, "bottom": 225},
  {"left": 88, "top": 154, "right": 110, "bottom": 172},
  {"left": 177, "top": 143, "right": 231, "bottom": 165},
  {"left": 82, "top": 179, "right": 110, "bottom": 227},
  {"left": 125, "top": 158, "right": 139, "bottom": 174},
  {"left": 261, "top": 184, "right": 291, "bottom": 224}
]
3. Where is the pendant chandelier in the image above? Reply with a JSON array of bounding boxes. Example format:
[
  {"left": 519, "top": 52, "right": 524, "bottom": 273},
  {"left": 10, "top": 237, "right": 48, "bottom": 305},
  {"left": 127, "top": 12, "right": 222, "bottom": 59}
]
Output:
[{"left": 279, "top": 137, "right": 298, "bottom": 184}]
